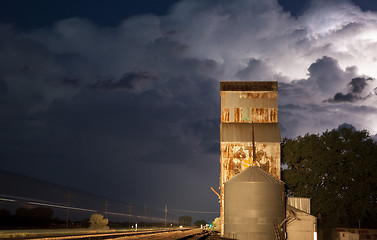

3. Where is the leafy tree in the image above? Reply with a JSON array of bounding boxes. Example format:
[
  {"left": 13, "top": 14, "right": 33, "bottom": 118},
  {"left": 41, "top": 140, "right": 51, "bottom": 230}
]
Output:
[
  {"left": 178, "top": 215, "right": 192, "bottom": 226},
  {"left": 212, "top": 217, "right": 220, "bottom": 232},
  {"left": 194, "top": 219, "right": 207, "bottom": 226},
  {"left": 282, "top": 127, "right": 377, "bottom": 232},
  {"left": 89, "top": 214, "right": 109, "bottom": 230}
]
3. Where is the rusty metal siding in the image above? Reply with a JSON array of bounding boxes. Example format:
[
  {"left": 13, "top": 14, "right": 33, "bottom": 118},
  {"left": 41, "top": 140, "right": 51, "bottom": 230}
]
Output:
[
  {"left": 221, "top": 91, "right": 278, "bottom": 123},
  {"left": 220, "top": 142, "right": 281, "bottom": 182},
  {"left": 221, "top": 123, "right": 281, "bottom": 142},
  {"left": 221, "top": 107, "right": 278, "bottom": 123},
  {"left": 287, "top": 197, "right": 311, "bottom": 214}
]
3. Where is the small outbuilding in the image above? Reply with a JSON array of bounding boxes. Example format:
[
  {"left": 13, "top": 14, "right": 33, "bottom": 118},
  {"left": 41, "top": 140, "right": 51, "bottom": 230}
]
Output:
[
  {"left": 332, "top": 228, "right": 377, "bottom": 240},
  {"left": 285, "top": 199, "right": 317, "bottom": 240}
]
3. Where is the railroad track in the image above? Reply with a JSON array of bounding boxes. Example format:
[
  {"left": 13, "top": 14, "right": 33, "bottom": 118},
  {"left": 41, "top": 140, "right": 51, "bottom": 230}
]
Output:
[
  {"left": 13, "top": 228, "right": 229, "bottom": 240},
  {"left": 18, "top": 228, "right": 192, "bottom": 240},
  {"left": 175, "top": 230, "right": 211, "bottom": 240}
]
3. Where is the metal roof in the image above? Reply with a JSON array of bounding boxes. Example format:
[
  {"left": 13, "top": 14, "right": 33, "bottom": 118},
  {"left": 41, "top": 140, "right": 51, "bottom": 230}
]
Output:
[
  {"left": 225, "top": 166, "right": 283, "bottom": 184},
  {"left": 286, "top": 205, "right": 316, "bottom": 217},
  {"left": 221, "top": 123, "right": 281, "bottom": 142},
  {"left": 220, "top": 81, "right": 278, "bottom": 91}
]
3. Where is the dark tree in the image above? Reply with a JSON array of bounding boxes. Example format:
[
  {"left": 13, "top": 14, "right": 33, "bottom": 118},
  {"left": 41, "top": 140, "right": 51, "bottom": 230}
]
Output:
[
  {"left": 282, "top": 127, "right": 377, "bottom": 232},
  {"left": 178, "top": 215, "right": 192, "bottom": 226},
  {"left": 15, "top": 207, "right": 53, "bottom": 227},
  {"left": 29, "top": 207, "right": 53, "bottom": 220},
  {"left": 0, "top": 208, "right": 11, "bottom": 229}
]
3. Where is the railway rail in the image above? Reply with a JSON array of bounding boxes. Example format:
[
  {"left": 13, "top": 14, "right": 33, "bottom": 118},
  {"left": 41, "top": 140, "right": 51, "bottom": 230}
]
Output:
[
  {"left": 11, "top": 228, "right": 190, "bottom": 240},
  {"left": 6, "top": 228, "right": 232, "bottom": 240}
]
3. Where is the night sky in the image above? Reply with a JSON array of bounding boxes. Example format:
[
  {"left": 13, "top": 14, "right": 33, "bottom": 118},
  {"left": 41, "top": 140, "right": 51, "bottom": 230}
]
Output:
[{"left": 1, "top": 0, "right": 377, "bottom": 223}]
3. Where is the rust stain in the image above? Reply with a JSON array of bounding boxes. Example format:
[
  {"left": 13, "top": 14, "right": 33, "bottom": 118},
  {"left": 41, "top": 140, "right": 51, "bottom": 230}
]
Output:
[
  {"left": 234, "top": 108, "right": 241, "bottom": 122},
  {"left": 239, "top": 92, "right": 278, "bottom": 99},
  {"left": 221, "top": 108, "right": 230, "bottom": 122},
  {"left": 251, "top": 108, "right": 278, "bottom": 123},
  {"left": 225, "top": 107, "right": 278, "bottom": 123},
  {"left": 220, "top": 143, "right": 280, "bottom": 181}
]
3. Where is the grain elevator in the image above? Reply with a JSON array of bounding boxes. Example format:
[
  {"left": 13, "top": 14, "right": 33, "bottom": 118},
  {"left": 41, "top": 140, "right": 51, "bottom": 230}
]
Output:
[
  {"left": 219, "top": 81, "right": 317, "bottom": 240},
  {"left": 219, "top": 81, "right": 282, "bottom": 239}
]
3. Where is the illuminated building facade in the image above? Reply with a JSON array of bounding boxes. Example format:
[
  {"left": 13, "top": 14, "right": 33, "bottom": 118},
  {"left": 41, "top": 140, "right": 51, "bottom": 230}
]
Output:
[{"left": 219, "top": 81, "right": 281, "bottom": 235}]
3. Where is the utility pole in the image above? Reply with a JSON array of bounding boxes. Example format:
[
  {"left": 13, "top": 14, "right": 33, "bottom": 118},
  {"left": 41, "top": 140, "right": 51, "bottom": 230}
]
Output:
[
  {"left": 144, "top": 204, "right": 147, "bottom": 228},
  {"left": 252, "top": 121, "right": 256, "bottom": 165},
  {"left": 128, "top": 202, "right": 132, "bottom": 228},
  {"left": 65, "top": 190, "right": 72, "bottom": 228},
  {"left": 164, "top": 204, "right": 167, "bottom": 227},
  {"left": 104, "top": 200, "right": 111, "bottom": 219}
]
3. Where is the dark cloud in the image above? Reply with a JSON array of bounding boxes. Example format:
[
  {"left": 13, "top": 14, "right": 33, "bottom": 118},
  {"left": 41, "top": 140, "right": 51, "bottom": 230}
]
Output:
[
  {"left": 1, "top": 0, "right": 377, "bottom": 219},
  {"left": 326, "top": 77, "right": 374, "bottom": 103},
  {"left": 0, "top": 79, "right": 7, "bottom": 95},
  {"left": 0, "top": 24, "right": 100, "bottom": 111},
  {"left": 330, "top": 92, "right": 358, "bottom": 102},
  {"left": 90, "top": 71, "right": 162, "bottom": 92},
  {"left": 348, "top": 77, "right": 373, "bottom": 94},
  {"left": 60, "top": 78, "right": 80, "bottom": 87}
]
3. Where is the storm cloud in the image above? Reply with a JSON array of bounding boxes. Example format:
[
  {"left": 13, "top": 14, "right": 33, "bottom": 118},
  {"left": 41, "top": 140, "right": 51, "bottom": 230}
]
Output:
[
  {"left": 326, "top": 77, "right": 374, "bottom": 103},
  {"left": 1, "top": 0, "right": 377, "bottom": 215}
]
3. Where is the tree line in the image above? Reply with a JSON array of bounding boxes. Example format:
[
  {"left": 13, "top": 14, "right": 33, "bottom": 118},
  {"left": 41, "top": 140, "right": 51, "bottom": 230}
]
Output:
[
  {"left": 0, "top": 207, "right": 61, "bottom": 228},
  {"left": 282, "top": 125, "right": 377, "bottom": 237}
]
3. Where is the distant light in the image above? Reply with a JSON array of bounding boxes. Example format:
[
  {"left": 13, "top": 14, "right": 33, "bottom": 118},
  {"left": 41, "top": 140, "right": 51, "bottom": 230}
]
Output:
[{"left": 314, "top": 232, "right": 318, "bottom": 240}]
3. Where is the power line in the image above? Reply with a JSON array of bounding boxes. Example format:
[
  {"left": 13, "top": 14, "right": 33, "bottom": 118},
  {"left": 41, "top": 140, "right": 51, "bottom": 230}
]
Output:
[
  {"left": 0, "top": 194, "right": 218, "bottom": 222},
  {"left": 26, "top": 201, "right": 96, "bottom": 212}
]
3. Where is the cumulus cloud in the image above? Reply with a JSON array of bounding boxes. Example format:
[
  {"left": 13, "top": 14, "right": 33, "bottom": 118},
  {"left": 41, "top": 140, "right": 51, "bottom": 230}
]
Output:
[
  {"left": 236, "top": 58, "right": 275, "bottom": 81},
  {"left": 1, "top": 0, "right": 377, "bottom": 158},
  {"left": 2, "top": 0, "right": 377, "bottom": 209}
]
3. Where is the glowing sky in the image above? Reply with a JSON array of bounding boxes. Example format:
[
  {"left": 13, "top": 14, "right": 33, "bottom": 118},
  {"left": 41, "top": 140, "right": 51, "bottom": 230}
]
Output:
[{"left": 1, "top": 0, "right": 377, "bottom": 222}]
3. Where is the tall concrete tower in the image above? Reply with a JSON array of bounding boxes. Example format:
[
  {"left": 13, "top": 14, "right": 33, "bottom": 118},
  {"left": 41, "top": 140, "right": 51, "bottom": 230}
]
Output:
[{"left": 219, "top": 81, "right": 281, "bottom": 235}]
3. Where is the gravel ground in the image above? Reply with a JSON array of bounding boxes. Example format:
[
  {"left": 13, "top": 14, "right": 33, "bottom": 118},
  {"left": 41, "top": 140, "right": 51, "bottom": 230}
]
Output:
[
  {"left": 114, "top": 229, "right": 232, "bottom": 240},
  {"left": 114, "top": 228, "right": 203, "bottom": 240}
]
